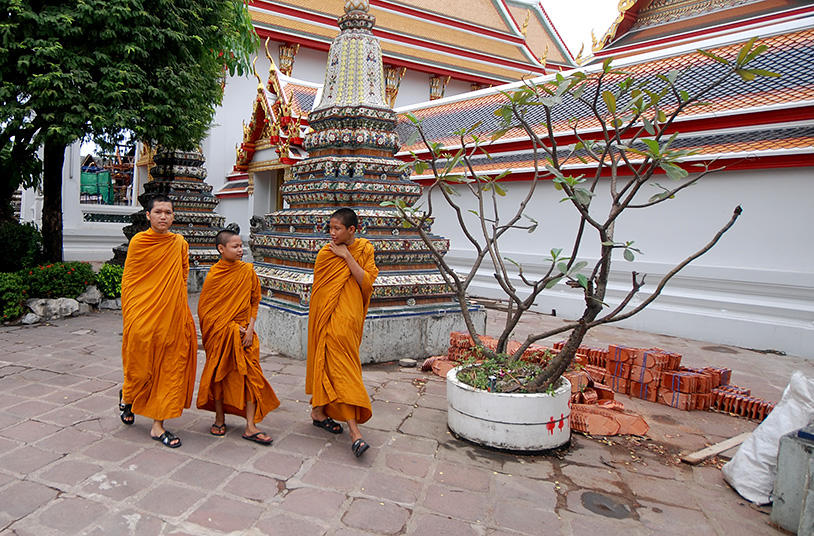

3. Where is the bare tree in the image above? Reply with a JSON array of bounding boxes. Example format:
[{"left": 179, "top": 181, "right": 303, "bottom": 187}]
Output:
[{"left": 387, "top": 39, "right": 777, "bottom": 392}]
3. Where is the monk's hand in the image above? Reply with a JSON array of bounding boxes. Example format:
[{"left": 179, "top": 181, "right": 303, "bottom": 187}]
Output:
[
  {"left": 241, "top": 326, "right": 254, "bottom": 347},
  {"left": 329, "top": 241, "right": 350, "bottom": 259}
]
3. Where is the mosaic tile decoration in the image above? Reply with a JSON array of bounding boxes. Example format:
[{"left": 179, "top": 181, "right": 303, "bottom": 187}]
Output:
[
  {"left": 249, "top": 1, "right": 455, "bottom": 311},
  {"left": 111, "top": 147, "right": 226, "bottom": 268}
]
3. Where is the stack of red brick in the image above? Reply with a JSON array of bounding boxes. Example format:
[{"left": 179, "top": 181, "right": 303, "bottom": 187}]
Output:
[{"left": 554, "top": 341, "right": 775, "bottom": 421}]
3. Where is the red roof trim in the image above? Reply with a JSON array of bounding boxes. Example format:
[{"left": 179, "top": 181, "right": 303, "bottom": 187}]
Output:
[
  {"left": 412, "top": 153, "right": 813, "bottom": 185},
  {"left": 595, "top": 4, "right": 814, "bottom": 57},
  {"left": 215, "top": 192, "right": 250, "bottom": 199},
  {"left": 399, "top": 104, "right": 814, "bottom": 157},
  {"left": 251, "top": 1, "right": 544, "bottom": 76}
]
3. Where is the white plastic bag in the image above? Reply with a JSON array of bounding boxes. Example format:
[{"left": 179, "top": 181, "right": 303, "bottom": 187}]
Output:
[{"left": 722, "top": 371, "right": 814, "bottom": 504}]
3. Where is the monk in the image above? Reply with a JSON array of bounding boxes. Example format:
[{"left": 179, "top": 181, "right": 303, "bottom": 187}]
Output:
[
  {"left": 119, "top": 194, "right": 197, "bottom": 448},
  {"left": 197, "top": 229, "right": 279, "bottom": 445},
  {"left": 307, "top": 207, "right": 378, "bottom": 457}
]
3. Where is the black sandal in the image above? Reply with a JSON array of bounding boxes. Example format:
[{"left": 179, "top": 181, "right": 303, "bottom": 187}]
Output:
[
  {"left": 312, "top": 417, "right": 343, "bottom": 434},
  {"left": 152, "top": 430, "right": 181, "bottom": 448},
  {"left": 351, "top": 438, "right": 369, "bottom": 458},
  {"left": 118, "top": 389, "right": 134, "bottom": 425}
]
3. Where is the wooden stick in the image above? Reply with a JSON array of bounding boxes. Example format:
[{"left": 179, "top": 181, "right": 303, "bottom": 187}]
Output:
[{"left": 681, "top": 432, "right": 751, "bottom": 465}]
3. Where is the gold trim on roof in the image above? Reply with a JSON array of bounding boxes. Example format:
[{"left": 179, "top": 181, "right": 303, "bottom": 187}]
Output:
[{"left": 594, "top": 0, "right": 639, "bottom": 52}]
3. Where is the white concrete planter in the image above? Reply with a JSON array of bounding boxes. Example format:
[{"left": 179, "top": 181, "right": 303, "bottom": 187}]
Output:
[{"left": 446, "top": 365, "right": 571, "bottom": 451}]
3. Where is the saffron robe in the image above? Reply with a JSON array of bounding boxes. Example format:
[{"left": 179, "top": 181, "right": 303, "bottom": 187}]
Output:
[
  {"left": 121, "top": 228, "right": 197, "bottom": 420},
  {"left": 306, "top": 238, "right": 378, "bottom": 424},
  {"left": 196, "top": 260, "right": 279, "bottom": 421}
]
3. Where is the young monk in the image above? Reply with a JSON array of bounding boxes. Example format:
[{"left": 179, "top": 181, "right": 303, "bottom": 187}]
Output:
[
  {"left": 119, "top": 194, "right": 197, "bottom": 448},
  {"left": 197, "top": 229, "right": 279, "bottom": 445},
  {"left": 306, "top": 207, "right": 378, "bottom": 457}
]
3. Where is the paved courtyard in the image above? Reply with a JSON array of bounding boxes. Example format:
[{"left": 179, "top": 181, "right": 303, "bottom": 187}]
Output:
[{"left": 0, "top": 298, "right": 811, "bottom": 535}]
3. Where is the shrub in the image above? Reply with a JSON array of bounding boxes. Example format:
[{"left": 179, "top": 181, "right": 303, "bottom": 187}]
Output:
[
  {"left": 23, "top": 262, "right": 96, "bottom": 299},
  {"left": 0, "top": 272, "right": 26, "bottom": 321},
  {"left": 96, "top": 263, "right": 124, "bottom": 298},
  {"left": 0, "top": 221, "right": 43, "bottom": 272}
]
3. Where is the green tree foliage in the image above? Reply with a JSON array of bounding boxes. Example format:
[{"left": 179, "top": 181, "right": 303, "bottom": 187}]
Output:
[
  {"left": 0, "top": 0, "right": 258, "bottom": 259},
  {"left": 0, "top": 221, "right": 43, "bottom": 271}
]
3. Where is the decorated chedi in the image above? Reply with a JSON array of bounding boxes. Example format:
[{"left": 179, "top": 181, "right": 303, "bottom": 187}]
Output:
[
  {"left": 111, "top": 147, "right": 224, "bottom": 289},
  {"left": 250, "top": 0, "right": 483, "bottom": 361}
]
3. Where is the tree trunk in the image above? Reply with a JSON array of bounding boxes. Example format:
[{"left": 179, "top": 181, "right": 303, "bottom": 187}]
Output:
[
  {"left": 42, "top": 139, "right": 65, "bottom": 262},
  {"left": 0, "top": 178, "right": 17, "bottom": 223}
]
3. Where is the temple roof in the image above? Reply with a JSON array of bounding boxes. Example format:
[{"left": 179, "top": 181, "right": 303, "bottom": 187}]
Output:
[
  {"left": 592, "top": 0, "right": 814, "bottom": 58},
  {"left": 395, "top": 22, "right": 814, "bottom": 179},
  {"left": 248, "top": 0, "right": 575, "bottom": 84}
]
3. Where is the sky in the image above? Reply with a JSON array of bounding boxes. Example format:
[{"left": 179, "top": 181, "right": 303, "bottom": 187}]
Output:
[{"left": 537, "top": 1, "right": 622, "bottom": 58}]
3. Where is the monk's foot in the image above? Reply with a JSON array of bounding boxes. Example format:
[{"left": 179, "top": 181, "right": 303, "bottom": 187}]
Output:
[
  {"left": 312, "top": 417, "right": 343, "bottom": 434},
  {"left": 242, "top": 430, "right": 273, "bottom": 446},
  {"left": 210, "top": 423, "right": 227, "bottom": 436},
  {"left": 118, "top": 390, "right": 134, "bottom": 425},
  {"left": 152, "top": 430, "right": 182, "bottom": 448},
  {"left": 351, "top": 438, "right": 369, "bottom": 458}
]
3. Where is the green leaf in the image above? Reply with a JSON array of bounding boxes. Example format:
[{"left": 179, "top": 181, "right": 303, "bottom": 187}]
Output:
[
  {"left": 545, "top": 276, "right": 563, "bottom": 289},
  {"left": 571, "top": 260, "right": 588, "bottom": 272},
  {"left": 697, "top": 49, "right": 730, "bottom": 65},
  {"left": 493, "top": 183, "right": 507, "bottom": 196},
  {"left": 576, "top": 273, "right": 588, "bottom": 289},
  {"left": 406, "top": 112, "right": 419, "bottom": 124},
  {"left": 737, "top": 37, "right": 757, "bottom": 66},
  {"left": 736, "top": 69, "right": 756, "bottom": 81},
  {"left": 642, "top": 138, "right": 660, "bottom": 155},
  {"left": 623, "top": 249, "right": 635, "bottom": 262},
  {"left": 557, "top": 262, "right": 568, "bottom": 274},
  {"left": 602, "top": 91, "right": 617, "bottom": 114},
  {"left": 747, "top": 68, "right": 780, "bottom": 78},
  {"left": 491, "top": 128, "right": 510, "bottom": 141},
  {"left": 660, "top": 162, "right": 688, "bottom": 180},
  {"left": 642, "top": 117, "right": 655, "bottom": 135}
]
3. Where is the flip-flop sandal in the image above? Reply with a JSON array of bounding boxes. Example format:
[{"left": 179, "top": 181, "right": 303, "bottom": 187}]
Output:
[
  {"left": 210, "top": 423, "right": 226, "bottom": 436},
  {"left": 118, "top": 389, "right": 134, "bottom": 425},
  {"left": 312, "top": 417, "right": 343, "bottom": 434},
  {"left": 242, "top": 432, "right": 273, "bottom": 446},
  {"left": 152, "top": 430, "right": 181, "bottom": 448},
  {"left": 351, "top": 438, "right": 369, "bottom": 458}
]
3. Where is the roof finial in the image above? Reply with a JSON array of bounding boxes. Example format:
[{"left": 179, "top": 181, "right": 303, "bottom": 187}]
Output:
[{"left": 344, "top": 0, "right": 369, "bottom": 13}]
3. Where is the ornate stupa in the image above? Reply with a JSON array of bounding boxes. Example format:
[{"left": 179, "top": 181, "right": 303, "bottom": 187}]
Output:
[
  {"left": 111, "top": 148, "right": 224, "bottom": 289},
  {"left": 250, "top": 0, "right": 482, "bottom": 361}
]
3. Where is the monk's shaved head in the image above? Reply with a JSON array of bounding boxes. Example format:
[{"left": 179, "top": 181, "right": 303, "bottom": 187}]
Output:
[
  {"left": 145, "top": 194, "right": 172, "bottom": 212},
  {"left": 330, "top": 208, "right": 358, "bottom": 230},
  {"left": 215, "top": 229, "right": 240, "bottom": 248}
]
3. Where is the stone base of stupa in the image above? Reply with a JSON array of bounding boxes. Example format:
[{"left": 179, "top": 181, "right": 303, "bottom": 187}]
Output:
[{"left": 255, "top": 301, "right": 486, "bottom": 363}]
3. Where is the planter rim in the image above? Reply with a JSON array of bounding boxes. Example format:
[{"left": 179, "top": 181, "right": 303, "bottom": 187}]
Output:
[{"left": 446, "top": 365, "right": 571, "bottom": 398}]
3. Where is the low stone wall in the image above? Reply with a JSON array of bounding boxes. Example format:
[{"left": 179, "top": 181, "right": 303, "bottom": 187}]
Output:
[{"left": 21, "top": 285, "right": 120, "bottom": 325}]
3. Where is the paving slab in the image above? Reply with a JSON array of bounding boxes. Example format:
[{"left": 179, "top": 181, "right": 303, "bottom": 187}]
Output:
[{"left": 0, "top": 299, "right": 808, "bottom": 535}]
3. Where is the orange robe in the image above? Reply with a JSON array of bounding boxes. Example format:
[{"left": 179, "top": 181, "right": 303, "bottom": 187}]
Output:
[
  {"left": 306, "top": 238, "right": 378, "bottom": 424},
  {"left": 196, "top": 260, "right": 279, "bottom": 421},
  {"left": 121, "top": 228, "right": 197, "bottom": 420}
]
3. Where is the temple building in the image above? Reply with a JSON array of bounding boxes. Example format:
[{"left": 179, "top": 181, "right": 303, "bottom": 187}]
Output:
[
  {"left": 17, "top": 0, "right": 814, "bottom": 356},
  {"left": 395, "top": 0, "right": 814, "bottom": 356}
]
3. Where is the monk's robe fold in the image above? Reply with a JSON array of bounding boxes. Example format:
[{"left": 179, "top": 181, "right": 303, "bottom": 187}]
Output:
[
  {"left": 197, "top": 260, "right": 279, "bottom": 421},
  {"left": 306, "top": 238, "right": 378, "bottom": 424},
  {"left": 121, "top": 228, "right": 197, "bottom": 420}
]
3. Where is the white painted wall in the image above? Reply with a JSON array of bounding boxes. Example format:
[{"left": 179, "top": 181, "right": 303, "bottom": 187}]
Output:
[{"left": 424, "top": 167, "right": 814, "bottom": 357}]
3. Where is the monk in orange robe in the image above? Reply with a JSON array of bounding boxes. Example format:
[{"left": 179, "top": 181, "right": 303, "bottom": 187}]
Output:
[
  {"left": 197, "top": 229, "right": 279, "bottom": 445},
  {"left": 119, "top": 194, "right": 197, "bottom": 448},
  {"left": 307, "top": 207, "right": 378, "bottom": 457}
]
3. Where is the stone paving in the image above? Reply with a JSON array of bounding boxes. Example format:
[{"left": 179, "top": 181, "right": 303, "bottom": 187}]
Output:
[{"left": 0, "top": 299, "right": 811, "bottom": 535}]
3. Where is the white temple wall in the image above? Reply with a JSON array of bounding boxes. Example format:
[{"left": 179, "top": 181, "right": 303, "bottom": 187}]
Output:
[{"left": 425, "top": 167, "right": 814, "bottom": 357}]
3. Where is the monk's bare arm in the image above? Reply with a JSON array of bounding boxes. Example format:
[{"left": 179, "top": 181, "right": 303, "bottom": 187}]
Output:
[
  {"left": 243, "top": 270, "right": 261, "bottom": 347},
  {"left": 330, "top": 243, "right": 366, "bottom": 286}
]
